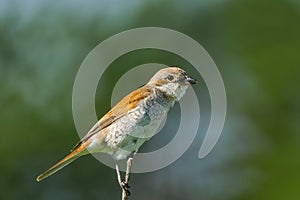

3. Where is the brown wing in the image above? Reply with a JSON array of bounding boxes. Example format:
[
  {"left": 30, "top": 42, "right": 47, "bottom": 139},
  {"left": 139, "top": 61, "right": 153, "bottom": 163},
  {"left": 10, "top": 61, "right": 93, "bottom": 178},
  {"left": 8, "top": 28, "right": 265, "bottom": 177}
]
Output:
[{"left": 71, "top": 85, "right": 153, "bottom": 150}]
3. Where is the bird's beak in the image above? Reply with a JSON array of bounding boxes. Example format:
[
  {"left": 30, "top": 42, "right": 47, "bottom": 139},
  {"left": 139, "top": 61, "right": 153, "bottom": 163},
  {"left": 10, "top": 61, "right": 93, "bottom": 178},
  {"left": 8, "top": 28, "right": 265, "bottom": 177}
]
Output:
[{"left": 186, "top": 75, "right": 197, "bottom": 85}]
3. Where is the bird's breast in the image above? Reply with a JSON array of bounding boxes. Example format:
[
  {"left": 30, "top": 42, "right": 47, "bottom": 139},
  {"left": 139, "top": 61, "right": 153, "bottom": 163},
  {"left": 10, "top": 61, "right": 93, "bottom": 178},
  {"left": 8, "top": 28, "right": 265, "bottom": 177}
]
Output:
[{"left": 103, "top": 96, "right": 172, "bottom": 160}]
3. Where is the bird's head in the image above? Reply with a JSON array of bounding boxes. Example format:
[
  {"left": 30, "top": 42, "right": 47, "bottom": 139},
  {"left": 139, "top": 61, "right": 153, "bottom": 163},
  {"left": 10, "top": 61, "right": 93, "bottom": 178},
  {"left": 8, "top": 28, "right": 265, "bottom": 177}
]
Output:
[{"left": 148, "top": 67, "right": 197, "bottom": 100}]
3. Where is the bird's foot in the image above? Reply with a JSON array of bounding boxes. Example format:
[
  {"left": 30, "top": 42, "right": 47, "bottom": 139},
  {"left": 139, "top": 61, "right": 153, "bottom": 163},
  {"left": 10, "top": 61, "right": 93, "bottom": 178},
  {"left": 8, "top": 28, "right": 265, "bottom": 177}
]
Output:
[{"left": 121, "top": 181, "right": 131, "bottom": 196}]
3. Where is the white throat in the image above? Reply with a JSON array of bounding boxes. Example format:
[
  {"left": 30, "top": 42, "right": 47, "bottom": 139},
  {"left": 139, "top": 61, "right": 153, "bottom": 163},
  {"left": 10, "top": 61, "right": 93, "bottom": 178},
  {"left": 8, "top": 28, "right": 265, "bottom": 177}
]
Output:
[{"left": 156, "top": 83, "right": 188, "bottom": 101}]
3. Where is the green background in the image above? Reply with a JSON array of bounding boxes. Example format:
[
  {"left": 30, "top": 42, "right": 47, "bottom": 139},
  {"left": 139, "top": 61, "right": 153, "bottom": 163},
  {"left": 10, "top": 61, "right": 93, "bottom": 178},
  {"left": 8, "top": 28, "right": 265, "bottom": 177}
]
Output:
[{"left": 0, "top": 0, "right": 299, "bottom": 199}]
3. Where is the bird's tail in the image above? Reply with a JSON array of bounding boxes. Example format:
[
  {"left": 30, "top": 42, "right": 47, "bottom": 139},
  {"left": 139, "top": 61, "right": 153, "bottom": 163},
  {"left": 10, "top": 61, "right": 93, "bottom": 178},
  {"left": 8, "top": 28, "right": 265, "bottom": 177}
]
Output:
[{"left": 36, "top": 144, "right": 89, "bottom": 182}]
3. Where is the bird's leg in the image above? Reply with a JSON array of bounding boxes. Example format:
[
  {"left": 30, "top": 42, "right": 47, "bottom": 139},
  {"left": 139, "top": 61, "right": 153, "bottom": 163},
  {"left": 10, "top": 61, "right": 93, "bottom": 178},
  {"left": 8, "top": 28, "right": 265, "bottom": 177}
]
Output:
[
  {"left": 115, "top": 162, "right": 123, "bottom": 187},
  {"left": 115, "top": 152, "right": 136, "bottom": 198},
  {"left": 122, "top": 156, "right": 134, "bottom": 198},
  {"left": 124, "top": 153, "right": 134, "bottom": 186},
  {"left": 115, "top": 161, "right": 130, "bottom": 197},
  {"left": 123, "top": 157, "right": 132, "bottom": 189}
]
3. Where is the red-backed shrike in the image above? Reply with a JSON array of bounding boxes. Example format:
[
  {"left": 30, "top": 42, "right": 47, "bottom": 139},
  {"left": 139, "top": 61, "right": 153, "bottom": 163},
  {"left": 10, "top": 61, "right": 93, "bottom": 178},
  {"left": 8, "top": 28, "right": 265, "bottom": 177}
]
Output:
[{"left": 37, "top": 67, "right": 197, "bottom": 190}]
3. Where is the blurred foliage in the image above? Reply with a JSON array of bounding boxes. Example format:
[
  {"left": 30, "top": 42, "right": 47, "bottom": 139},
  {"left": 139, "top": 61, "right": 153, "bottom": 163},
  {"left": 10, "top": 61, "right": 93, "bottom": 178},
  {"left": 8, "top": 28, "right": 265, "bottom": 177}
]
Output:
[{"left": 0, "top": 0, "right": 299, "bottom": 199}]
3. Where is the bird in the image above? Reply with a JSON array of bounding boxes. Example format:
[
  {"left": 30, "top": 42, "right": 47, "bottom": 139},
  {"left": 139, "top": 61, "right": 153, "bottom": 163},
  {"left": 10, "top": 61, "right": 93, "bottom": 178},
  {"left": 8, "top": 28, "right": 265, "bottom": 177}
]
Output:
[{"left": 36, "top": 67, "right": 197, "bottom": 187}]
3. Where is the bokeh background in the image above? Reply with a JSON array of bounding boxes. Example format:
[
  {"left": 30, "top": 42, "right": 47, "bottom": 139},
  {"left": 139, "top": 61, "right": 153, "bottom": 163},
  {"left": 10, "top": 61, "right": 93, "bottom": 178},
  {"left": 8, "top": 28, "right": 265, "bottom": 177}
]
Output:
[{"left": 0, "top": 0, "right": 299, "bottom": 199}]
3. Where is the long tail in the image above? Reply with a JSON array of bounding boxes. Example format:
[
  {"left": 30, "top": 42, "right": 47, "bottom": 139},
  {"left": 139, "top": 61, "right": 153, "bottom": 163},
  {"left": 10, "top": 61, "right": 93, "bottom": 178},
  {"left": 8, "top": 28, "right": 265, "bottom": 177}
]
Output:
[{"left": 36, "top": 144, "right": 89, "bottom": 182}]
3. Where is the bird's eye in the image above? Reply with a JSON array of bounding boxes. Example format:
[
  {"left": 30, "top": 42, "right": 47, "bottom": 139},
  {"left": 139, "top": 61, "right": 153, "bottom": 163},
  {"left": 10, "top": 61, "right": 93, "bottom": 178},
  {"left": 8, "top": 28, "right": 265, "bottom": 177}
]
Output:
[{"left": 167, "top": 75, "right": 174, "bottom": 81}]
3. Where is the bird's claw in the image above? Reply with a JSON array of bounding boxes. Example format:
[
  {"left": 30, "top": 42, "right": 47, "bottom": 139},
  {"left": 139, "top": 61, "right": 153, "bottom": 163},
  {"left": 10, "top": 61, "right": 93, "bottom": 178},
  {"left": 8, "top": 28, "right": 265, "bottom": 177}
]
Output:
[{"left": 121, "top": 181, "right": 131, "bottom": 196}]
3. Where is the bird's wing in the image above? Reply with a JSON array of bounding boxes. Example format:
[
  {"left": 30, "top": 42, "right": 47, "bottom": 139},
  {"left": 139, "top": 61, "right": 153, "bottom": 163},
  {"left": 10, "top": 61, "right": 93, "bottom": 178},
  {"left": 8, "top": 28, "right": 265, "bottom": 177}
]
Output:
[{"left": 71, "top": 85, "right": 153, "bottom": 150}]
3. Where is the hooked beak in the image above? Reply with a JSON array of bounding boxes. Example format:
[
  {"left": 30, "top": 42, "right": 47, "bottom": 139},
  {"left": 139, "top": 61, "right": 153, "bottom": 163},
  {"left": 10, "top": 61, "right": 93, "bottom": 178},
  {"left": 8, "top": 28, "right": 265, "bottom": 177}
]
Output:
[{"left": 186, "top": 75, "right": 197, "bottom": 85}]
